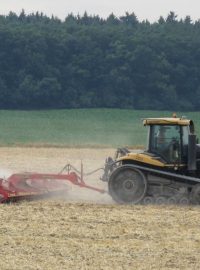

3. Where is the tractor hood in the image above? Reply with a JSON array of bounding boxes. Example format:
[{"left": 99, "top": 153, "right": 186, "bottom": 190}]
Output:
[{"left": 118, "top": 151, "right": 166, "bottom": 167}]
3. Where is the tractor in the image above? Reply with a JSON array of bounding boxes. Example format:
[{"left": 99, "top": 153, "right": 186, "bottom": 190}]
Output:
[{"left": 102, "top": 115, "right": 200, "bottom": 204}]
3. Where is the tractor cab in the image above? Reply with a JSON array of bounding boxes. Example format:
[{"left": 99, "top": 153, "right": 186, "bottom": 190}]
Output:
[{"left": 143, "top": 117, "right": 194, "bottom": 165}]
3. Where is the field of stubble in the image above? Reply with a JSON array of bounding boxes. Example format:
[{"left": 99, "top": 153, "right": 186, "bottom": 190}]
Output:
[{"left": 0, "top": 147, "right": 200, "bottom": 270}]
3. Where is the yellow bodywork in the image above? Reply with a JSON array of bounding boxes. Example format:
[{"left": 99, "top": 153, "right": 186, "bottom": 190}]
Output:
[
  {"left": 143, "top": 117, "right": 192, "bottom": 126},
  {"left": 119, "top": 152, "right": 165, "bottom": 167},
  {"left": 118, "top": 152, "right": 186, "bottom": 168}
]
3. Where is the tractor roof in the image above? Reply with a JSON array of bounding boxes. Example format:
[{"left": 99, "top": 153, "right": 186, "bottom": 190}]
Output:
[{"left": 143, "top": 117, "right": 192, "bottom": 126}]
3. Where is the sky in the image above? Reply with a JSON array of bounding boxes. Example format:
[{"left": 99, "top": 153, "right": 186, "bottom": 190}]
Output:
[{"left": 0, "top": 0, "right": 199, "bottom": 22}]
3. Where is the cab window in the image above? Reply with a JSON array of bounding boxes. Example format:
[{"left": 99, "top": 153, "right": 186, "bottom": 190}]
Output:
[{"left": 150, "top": 125, "right": 181, "bottom": 163}]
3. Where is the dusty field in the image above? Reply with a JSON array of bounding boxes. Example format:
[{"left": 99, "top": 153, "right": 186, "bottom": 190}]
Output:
[{"left": 0, "top": 147, "right": 200, "bottom": 269}]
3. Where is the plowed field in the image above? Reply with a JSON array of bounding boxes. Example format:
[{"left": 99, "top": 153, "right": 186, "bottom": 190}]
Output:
[{"left": 0, "top": 147, "right": 200, "bottom": 270}]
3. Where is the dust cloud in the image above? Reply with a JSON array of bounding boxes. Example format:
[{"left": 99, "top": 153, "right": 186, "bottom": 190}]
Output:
[
  {"left": 46, "top": 185, "right": 113, "bottom": 204},
  {"left": 0, "top": 168, "right": 13, "bottom": 179}
]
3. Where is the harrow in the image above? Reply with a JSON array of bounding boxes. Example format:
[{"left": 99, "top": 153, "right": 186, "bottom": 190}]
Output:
[{"left": 0, "top": 163, "right": 106, "bottom": 203}]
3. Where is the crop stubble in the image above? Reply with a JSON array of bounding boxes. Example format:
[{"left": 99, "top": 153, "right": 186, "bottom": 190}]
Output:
[{"left": 0, "top": 147, "right": 200, "bottom": 269}]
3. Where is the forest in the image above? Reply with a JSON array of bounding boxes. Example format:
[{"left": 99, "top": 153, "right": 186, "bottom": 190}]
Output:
[{"left": 0, "top": 10, "right": 200, "bottom": 110}]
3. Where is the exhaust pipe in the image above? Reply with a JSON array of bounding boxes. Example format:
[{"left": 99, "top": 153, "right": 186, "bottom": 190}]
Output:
[{"left": 188, "top": 134, "right": 197, "bottom": 171}]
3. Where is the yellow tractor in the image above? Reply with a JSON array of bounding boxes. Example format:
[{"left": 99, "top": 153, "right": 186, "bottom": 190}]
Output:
[{"left": 102, "top": 116, "right": 200, "bottom": 204}]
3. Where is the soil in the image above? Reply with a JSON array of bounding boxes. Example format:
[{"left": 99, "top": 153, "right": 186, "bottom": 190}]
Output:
[{"left": 0, "top": 147, "right": 200, "bottom": 270}]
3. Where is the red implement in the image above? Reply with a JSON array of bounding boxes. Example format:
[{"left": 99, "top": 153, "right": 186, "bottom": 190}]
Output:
[{"left": 0, "top": 164, "right": 105, "bottom": 203}]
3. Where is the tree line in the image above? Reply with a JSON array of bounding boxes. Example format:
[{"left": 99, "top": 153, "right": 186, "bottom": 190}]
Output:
[{"left": 0, "top": 10, "right": 200, "bottom": 110}]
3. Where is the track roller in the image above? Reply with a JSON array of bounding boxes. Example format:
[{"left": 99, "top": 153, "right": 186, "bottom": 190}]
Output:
[
  {"left": 167, "top": 197, "right": 177, "bottom": 205},
  {"left": 179, "top": 197, "right": 190, "bottom": 205},
  {"left": 155, "top": 196, "right": 166, "bottom": 205},
  {"left": 143, "top": 196, "right": 154, "bottom": 205}
]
